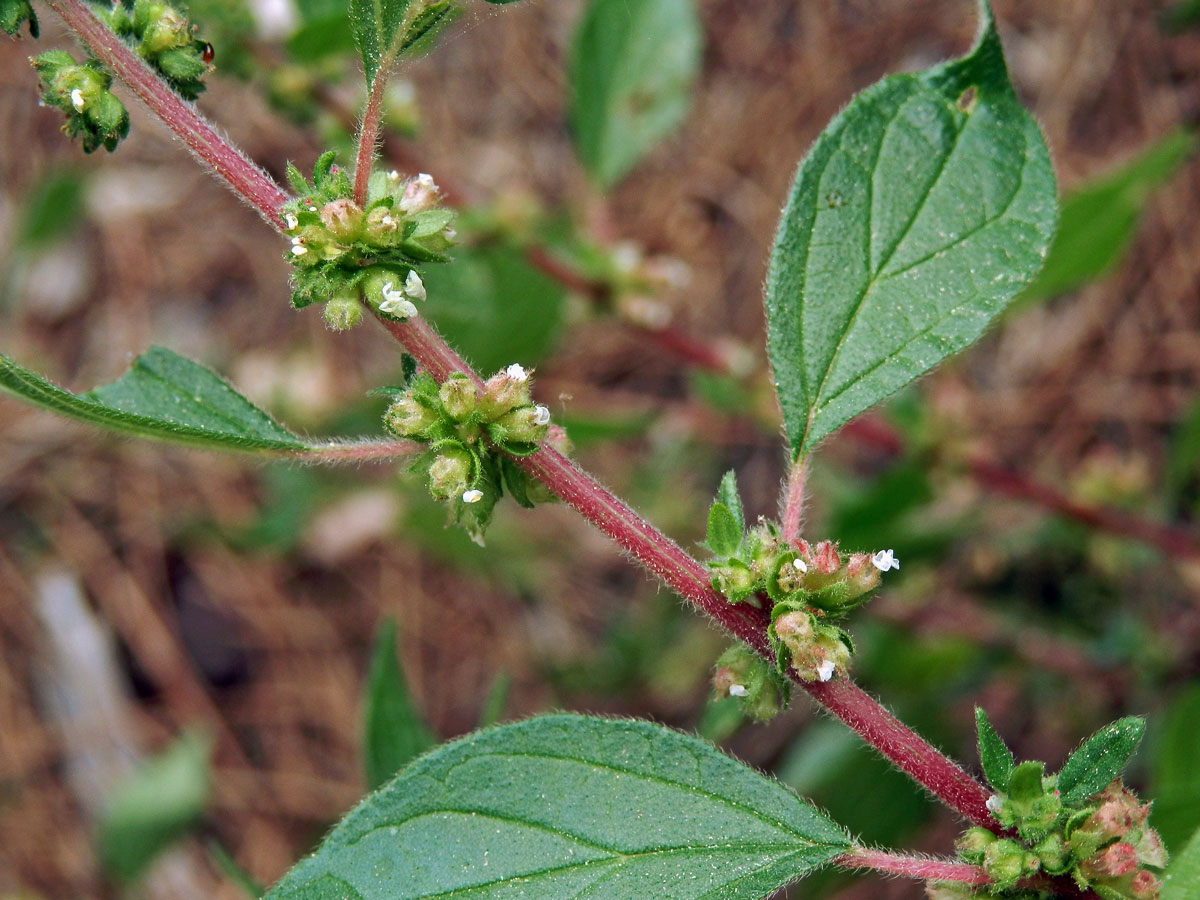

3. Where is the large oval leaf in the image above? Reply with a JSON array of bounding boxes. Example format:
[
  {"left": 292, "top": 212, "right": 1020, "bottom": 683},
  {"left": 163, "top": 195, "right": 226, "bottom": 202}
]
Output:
[
  {"left": 569, "top": 0, "right": 703, "bottom": 188},
  {"left": 765, "top": 0, "right": 1056, "bottom": 458},
  {"left": 266, "top": 714, "right": 851, "bottom": 900}
]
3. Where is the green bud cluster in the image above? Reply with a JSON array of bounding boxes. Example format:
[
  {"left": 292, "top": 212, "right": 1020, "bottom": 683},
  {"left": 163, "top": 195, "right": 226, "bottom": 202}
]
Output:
[
  {"left": 711, "top": 644, "right": 789, "bottom": 723},
  {"left": 95, "top": 0, "right": 213, "bottom": 100},
  {"left": 950, "top": 713, "right": 1166, "bottom": 900},
  {"left": 701, "top": 471, "right": 898, "bottom": 689},
  {"left": 381, "top": 363, "right": 567, "bottom": 544},
  {"left": 282, "top": 153, "right": 456, "bottom": 327},
  {"left": 1, "top": 0, "right": 38, "bottom": 38},
  {"left": 31, "top": 51, "right": 130, "bottom": 154}
]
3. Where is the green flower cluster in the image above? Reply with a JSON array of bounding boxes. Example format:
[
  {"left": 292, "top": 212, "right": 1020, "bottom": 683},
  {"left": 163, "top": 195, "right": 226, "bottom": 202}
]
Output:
[
  {"left": 937, "top": 713, "right": 1166, "bottom": 900},
  {"left": 31, "top": 52, "right": 130, "bottom": 154},
  {"left": 703, "top": 471, "right": 898, "bottom": 687},
  {"left": 282, "top": 152, "right": 456, "bottom": 329},
  {"left": 95, "top": 0, "right": 213, "bottom": 100},
  {"left": 382, "top": 363, "right": 566, "bottom": 545},
  {"left": 1, "top": 0, "right": 37, "bottom": 37}
]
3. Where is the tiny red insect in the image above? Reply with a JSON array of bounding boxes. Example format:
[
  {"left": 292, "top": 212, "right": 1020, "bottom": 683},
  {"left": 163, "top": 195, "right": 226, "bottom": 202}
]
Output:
[{"left": 201, "top": 42, "right": 214, "bottom": 64}]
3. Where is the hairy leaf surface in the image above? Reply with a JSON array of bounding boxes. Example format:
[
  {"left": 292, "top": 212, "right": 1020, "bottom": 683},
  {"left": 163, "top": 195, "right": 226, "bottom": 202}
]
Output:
[
  {"left": 266, "top": 714, "right": 851, "bottom": 900},
  {"left": 766, "top": 0, "right": 1056, "bottom": 457},
  {"left": 1057, "top": 716, "right": 1145, "bottom": 805}
]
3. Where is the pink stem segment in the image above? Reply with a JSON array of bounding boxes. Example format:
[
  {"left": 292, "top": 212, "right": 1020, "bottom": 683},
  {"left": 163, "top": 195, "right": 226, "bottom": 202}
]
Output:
[
  {"left": 835, "top": 848, "right": 992, "bottom": 884},
  {"left": 781, "top": 456, "right": 807, "bottom": 544},
  {"left": 46, "top": 0, "right": 291, "bottom": 228}
]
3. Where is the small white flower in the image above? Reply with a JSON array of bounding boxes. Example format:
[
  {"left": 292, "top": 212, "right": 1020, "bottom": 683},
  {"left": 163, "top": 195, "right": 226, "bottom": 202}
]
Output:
[
  {"left": 986, "top": 794, "right": 1004, "bottom": 814},
  {"left": 415, "top": 173, "right": 436, "bottom": 190},
  {"left": 462, "top": 489, "right": 483, "bottom": 504},
  {"left": 70, "top": 89, "right": 86, "bottom": 112},
  {"left": 505, "top": 363, "right": 528, "bottom": 382},
  {"left": 387, "top": 169, "right": 400, "bottom": 181},
  {"left": 307, "top": 205, "right": 317, "bottom": 212},
  {"left": 285, "top": 214, "right": 299, "bottom": 230},
  {"left": 816, "top": 660, "right": 836, "bottom": 682},
  {"left": 533, "top": 405, "right": 551, "bottom": 426},
  {"left": 381, "top": 214, "right": 397, "bottom": 228},
  {"left": 792, "top": 558, "right": 808, "bottom": 573},
  {"left": 728, "top": 684, "right": 748, "bottom": 697},
  {"left": 379, "top": 281, "right": 418, "bottom": 318},
  {"left": 871, "top": 549, "right": 900, "bottom": 572},
  {"left": 290, "top": 237, "right": 308, "bottom": 257},
  {"left": 404, "top": 269, "right": 426, "bottom": 302}
]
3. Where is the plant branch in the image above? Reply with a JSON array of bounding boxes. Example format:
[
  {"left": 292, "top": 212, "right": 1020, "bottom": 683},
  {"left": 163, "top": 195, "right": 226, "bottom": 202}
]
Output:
[
  {"left": 301, "top": 439, "right": 422, "bottom": 463},
  {"left": 353, "top": 76, "right": 388, "bottom": 205},
  {"left": 46, "top": 0, "right": 291, "bottom": 228},
  {"left": 379, "top": 314, "right": 999, "bottom": 831},
  {"left": 781, "top": 456, "right": 807, "bottom": 544}
]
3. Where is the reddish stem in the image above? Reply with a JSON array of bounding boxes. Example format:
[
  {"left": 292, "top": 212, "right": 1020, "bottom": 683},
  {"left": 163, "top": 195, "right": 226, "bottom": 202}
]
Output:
[
  {"left": 781, "top": 457, "right": 808, "bottom": 544},
  {"left": 45, "top": 0, "right": 290, "bottom": 228},
  {"left": 834, "top": 848, "right": 992, "bottom": 884},
  {"left": 353, "top": 79, "right": 387, "bottom": 206},
  {"left": 302, "top": 439, "right": 421, "bottom": 463}
]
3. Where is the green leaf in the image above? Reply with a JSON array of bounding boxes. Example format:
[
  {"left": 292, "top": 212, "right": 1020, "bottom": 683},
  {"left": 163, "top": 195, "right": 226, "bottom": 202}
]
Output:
[
  {"left": 264, "top": 714, "right": 851, "bottom": 900},
  {"left": 1150, "top": 683, "right": 1200, "bottom": 850},
  {"left": 1057, "top": 716, "right": 1146, "bottom": 805},
  {"left": 765, "top": 0, "right": 1056, "bottom": 458},
  {"left": 706, "top": 501, "right": 742, "bottom": 557},
  {"left": 1162, "top": 0, "right": 1200, "bottom": 34},
  {"left": 0, "top": 346, "right": 312, "bottom": 452},
  {"left": 364, "top": 620, "right": 436, "bottom": 790},
  {"left": 975, "top": 707, "right": 1015, "bottom": 791},
  {"left": 569, "top": 0, "right": 703, "bottom": 187},
  {"left": 717, "top": 469, "right": 745, "bottom": 533},
  {"left": 1007, "top": 760, "right": 1046, "bottom": 802},
  {"left": 348, "top": 0, "right": 455, "bottom": 86},
  {"left": 1020, "top": 129, "right": 1195, "bottom": 303},
  {"left": 1163, "top": 824, "right": 1200, "bottom": 900},
  {"left": 97, "top": 732, "right": 212, "bottom": 883}
]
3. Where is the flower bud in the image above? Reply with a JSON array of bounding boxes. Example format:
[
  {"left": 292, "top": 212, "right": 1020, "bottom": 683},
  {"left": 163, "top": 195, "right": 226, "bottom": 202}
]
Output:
[
  {"left": 982, "top": 839, "right": 1039, "bottom": 889},
  {"left": 481, "top": 365, "right": 532, "bottom": 417},
  {"left": 774, "top": 556, "right": 808, "bottom": 594},
  {"left": 490, "top": 406, "right": 550, "bottom": 444},
  {"left": 811, "top": 540, "right": 841, "bottom": 574},
  {"left": 323, "top": 292, "right": 362, "bottom": 331},
  {"left": 1130, "top": 870, "right": 1161, "bottom": 900},
  {"left": 320, "top": 198, "right": 364, "bottom": 242},
  {"left": 383, "top": 395, "right": 437, "bottom": 438},
  {"left": 1034, "top": 833, "right": 1071, "bottom": 875},
  {"left": 399, "top": 173, "right": 439, "bottom": 214},
  {"left": 1080, "top": 842, "right": 1138, "bottom": 879},
  {"left": 364, "top": 205, "right": 401, "bottom": 240},
  {"left": 428, "top": 448, "right": 473, "bottom": 500},
  {"left": 844, "top": 552, "right": 881, "bottom": 598},
  {"left": 711, "top": 560, "right": 756, "bottom": 599},
  {"left": 955, "top": 827, "right": 996, "bottom": 864},
  {"left": 439, "top": 374, "right": 477, "bottom": 422},
  {"left": 773, "top": 611, "right": 814, "bottom": 656}
]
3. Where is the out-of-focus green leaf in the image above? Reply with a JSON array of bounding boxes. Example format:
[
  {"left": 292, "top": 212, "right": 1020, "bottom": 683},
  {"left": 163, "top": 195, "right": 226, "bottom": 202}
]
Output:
[
  {"left": 477, "top": 670, "right": 511, "bottom": 727},
  {"left": 569, "top": 0, "right": 703, "bottom": 187},
  {"left": 208, "top": 839, "right": 265, "bottom": 898},
  {"left": 766, "top": 1, "right": 1056, "bottom": 458},
  {"left": 1166, "top": 394, "right": 1200, "bottom": 514},
  {"left": 1020, "top": 129, "right": 1195, "bottom": 302},
  {"left": 17, "top": 171, "right": 84, "bottom": 249},
  {"left": 1161, "top": 0, "right": 1200, "bottom": 34},
  {"left": 266, "top": 715, "right": 851, "bottom": 900},
  {"left": 1152, "top": 683, "right": 1200, "bottom": 851},
  {"left": 420, "top": 245, "right": 565, "bottom": 373},
  {"left": 1057, "top": 716, "right": 1145, "bottom": 805},
  {"left": 97, "top": 732, "right": 212, "bottom": 883},
  {"left": 363, "top": 619, "right": 435, "bottom": 790},
  {"left": 1163, "top": 824, "right": 1200, "bottom": 900}
]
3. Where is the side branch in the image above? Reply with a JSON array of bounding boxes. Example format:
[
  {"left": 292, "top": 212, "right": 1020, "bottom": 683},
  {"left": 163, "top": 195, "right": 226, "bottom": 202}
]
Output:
[
  {"left": 835, "top": 848, "right": 992, "bottom": 884},
  {"left": 46, "top": 0, "right": 291, "bottom": 228},
  {"left": 379, "top": 314, "right": 998, "bottom": 830}
]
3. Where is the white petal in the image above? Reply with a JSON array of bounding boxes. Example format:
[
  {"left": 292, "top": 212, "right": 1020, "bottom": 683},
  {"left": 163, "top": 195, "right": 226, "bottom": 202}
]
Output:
[
  {"left": 816, "top": 660, "right": 836, "bottom": 682},
  {"left": 533, "top": 405, "right": 551, "bottom": 426},
  {"left": 404, "top": 270, "right": 426, "bottom": 301},
  {"left": 505, "top": 363, "right": 528, "bottom": 382},
  {"left": 792, "top": 558, "right": 808, "bottom": 573},
  {"left": 728, "top": 684, "right": 748, "bottom": 697},
  {"left": 285, "top": 214, "right": 299, "bottom": 230},
  {"left": 462, "top": 489, "right": 483, "bottom": 504},
  {"left": 871, "top": 549, "right": 899, "bottom": 572},
  {"left": 70, "top": 89, "right": 86, "bottom": 112},
  {"left": 986, "top": 794, "right": 1003, "bottom": 814},
  {"left": 291, "top": 244, "right": 308, "bottom": 256}
]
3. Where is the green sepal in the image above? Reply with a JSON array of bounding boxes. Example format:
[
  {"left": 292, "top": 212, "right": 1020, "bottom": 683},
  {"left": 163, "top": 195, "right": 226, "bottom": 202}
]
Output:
[
  {"left": 285, "top": 162, "right": 312, "bottom": 195},
  {"left": 1007, "top": 761, "right": 1047, "bottom": 802},
  {"left": 501, "top": 458, "right": 535, "bottom": 509},
  {"left": 976, "top": 706, "right": 1016, "bottom": 791}
]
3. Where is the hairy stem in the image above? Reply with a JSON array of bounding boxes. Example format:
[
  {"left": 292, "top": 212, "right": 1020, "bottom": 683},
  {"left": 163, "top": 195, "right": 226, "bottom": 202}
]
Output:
[
  {"left": 46, "top": 0, "right": 291, "bottom": 228},
  {"left": 835, "top": 848, "right": 992, "bottom": 884},
  {"left": 781, "top": 456, "right": 807, "bottom": 544},
  {"left": 380, "top": 316, "right": 999, "bottom": 830},
  {"left": 353, "top": 77, "right": 388, "bottom": 205}
]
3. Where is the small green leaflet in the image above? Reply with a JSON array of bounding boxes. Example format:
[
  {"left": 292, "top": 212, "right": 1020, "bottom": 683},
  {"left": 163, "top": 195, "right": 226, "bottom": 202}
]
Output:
[
  {"left": 98, "top": 732, "right": 212, "bottom": 884},
  {"left": 1020, "top": 128, "right": 1195, "bottom": 303},
  {"left": 348, "top": 0, "right": 456, "bottom": 87},
  {"left": 765, "top": 0, "right": 1056, "bottom": 458},
  {"left": 706, "top": 502, "right": 742, "bottom": 556},
  {"left": 1057, "top": 716, "right": 1146, "bottom": 805},
  {"left": 363, "top": 619, "right": 435, "bottom": 791},
  {"left": 569, "top": 0, "right": 703, "bottom": 188},
  {"left": 975, "top": 707, "right": 1015, "bottom": 791},
  {"left": 264, "top": 714, "right": 851, "bottom": 900},
  {"left": 1162, "top": 823, "right": 1200, "bottom": 900},
  {"left": 717, "top": 469, "right": 746, "bottom": 533}
]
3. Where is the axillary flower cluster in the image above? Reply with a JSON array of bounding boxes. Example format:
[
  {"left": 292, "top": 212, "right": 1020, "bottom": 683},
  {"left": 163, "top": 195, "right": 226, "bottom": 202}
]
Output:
[
  {"left": 282, "top": 152, "right": 456, "bottom": 330},
  {"left": 382, "top": 363, "right": 567, "bottom": 544}
]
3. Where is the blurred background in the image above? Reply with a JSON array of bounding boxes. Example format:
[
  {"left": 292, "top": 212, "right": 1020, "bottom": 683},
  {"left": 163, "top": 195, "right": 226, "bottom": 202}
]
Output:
[{"left": 2, "top": 1, "right": 1200, "bottom": 897}]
